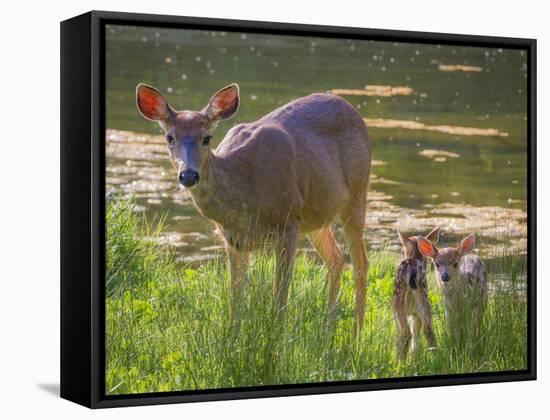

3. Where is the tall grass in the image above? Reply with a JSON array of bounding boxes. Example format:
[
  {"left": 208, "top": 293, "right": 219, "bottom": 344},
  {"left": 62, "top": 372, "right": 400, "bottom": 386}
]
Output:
[{"left": 105, "top": 199, "right": 528, "bottom": 395}]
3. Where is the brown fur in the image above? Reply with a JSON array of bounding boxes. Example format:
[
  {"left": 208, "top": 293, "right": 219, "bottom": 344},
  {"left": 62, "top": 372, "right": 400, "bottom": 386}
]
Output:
[
  {"left": 136, "top": 83, "right": 371, "bottom": 334},
  {"left": 392, "top": 257, "right": 436, "bottom": 360},
  {"left": 416, "top": 233, "right": 487, "bottom": 342}
]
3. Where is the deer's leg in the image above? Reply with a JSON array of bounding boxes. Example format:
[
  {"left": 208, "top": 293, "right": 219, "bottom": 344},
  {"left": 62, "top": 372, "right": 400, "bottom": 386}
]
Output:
[
  {"left": 393, "top": 296, "right": 410, "bottom": 361},
  {"left": 444, "top": 299, "right": 462, "bottom": 345},
  {"left": 420, "top": 295, "right": 437, "bottom": 350},
  {"left": 409, "top": 315, "right": 421, "bottom": 359},
  {"left": 309, "top": 227, "right": 344, "bottom": 323},
  {"left": 273, "top": 226, "right": 298, "bottom": 319},
  {"left": 341, "top": 208, "right": 368, "bottom": 338},
  {"left": 226, "top": 245, "right": 249, "bottom": 321}
]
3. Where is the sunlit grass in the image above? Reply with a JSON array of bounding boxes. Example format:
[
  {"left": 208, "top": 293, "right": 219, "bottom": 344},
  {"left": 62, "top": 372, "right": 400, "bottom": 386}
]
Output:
[{"left": 105, "top": 198, "right": 528, "bottom": 395}]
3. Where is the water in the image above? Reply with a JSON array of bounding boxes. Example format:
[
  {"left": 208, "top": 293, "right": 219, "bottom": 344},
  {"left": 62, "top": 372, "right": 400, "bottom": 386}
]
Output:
[{"left": 105, "top": 25, "right": 528, "bottom": 262}]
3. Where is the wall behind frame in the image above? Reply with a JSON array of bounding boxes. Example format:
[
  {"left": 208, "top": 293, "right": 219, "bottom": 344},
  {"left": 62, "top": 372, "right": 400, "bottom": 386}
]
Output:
[{"left": 0, "top": 0, "right": 547, "bottom": 419}]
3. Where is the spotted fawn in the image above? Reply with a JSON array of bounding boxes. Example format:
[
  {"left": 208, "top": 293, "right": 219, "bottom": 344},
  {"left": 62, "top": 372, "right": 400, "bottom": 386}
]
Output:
[
  {"left": 393, "top": 229, "right": 439, "bottom": 360},
  {"left": 416, "top": 233, "right": 487, "bottom": 343}
]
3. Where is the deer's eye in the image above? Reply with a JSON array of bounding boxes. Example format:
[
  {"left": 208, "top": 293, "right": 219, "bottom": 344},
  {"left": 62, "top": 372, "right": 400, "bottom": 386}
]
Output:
[
  {"left": 166, "top": 134, "right": 175, "bottom": 145},
  {"left": 435, "top": 262, "right": 440, "bottom": 268},
  {"left": 202, "top": 135, "right": 212, "bottom": 146}
]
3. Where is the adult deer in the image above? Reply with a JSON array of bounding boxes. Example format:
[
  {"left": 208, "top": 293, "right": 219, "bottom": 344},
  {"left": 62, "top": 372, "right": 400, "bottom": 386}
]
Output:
[{"left": 136, "top": 83, "right": 371, "bottom": 334}]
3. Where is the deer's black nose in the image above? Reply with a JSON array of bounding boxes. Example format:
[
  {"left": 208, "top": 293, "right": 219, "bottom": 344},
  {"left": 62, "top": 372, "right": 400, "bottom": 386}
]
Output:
[
  {"left": 441, "top": 272, "right": 450, "bottom": 282},
  {"left": 179, "top": 170, "right": 200, "bottom": 187}
]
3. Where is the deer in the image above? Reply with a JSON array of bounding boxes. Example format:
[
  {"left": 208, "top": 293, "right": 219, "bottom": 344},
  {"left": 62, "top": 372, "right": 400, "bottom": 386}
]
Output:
[
  {"left": 136, "top": 83, "right": 372, "bottom": 335},
  {"left": 393, "top": 253, "right": 437, "bottom": 360},
  {"left": 393, "top": 227, "right": 439, "bottom": 359},
  {"left": 416, "top": 233, "right": 487, "bottom": 344}
]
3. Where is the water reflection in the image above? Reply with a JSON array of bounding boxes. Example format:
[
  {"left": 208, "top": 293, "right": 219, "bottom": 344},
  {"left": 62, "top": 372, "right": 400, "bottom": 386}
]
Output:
[
  {"left": 107, "top": 129, "right": 526, "bottom": 261},
  {"left": 105, "top": 25, "right": 528, "bottom": 263}
]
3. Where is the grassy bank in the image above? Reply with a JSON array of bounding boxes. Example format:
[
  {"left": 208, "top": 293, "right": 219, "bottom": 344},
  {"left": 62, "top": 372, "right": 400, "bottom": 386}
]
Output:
[{"left": 105, "top": 199, "right": 528, "bottom": 395}]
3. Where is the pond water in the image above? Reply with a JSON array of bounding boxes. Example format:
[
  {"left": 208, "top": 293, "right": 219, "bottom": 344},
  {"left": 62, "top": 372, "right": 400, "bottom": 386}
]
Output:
[{"left": 105, "top": 25, "right": 528, "bottom": 263}]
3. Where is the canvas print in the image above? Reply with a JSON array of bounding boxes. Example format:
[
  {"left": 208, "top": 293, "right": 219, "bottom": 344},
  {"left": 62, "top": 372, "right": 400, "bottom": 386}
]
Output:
[{"left": 105, "top": 24, "right": 528, "bottom": 396}]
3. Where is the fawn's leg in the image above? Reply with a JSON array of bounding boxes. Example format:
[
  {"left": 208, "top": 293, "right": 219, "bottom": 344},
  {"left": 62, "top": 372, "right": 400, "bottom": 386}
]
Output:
[
  {"left": 273, "top": 226, "right": 298, "bottom": 320},
  {"left": 227, "top": 245, "right": 249, "bottom": 321},
  {"left": 444, "top": 299, "right": 462, "bottom": 346},
  {"left": 393, "top": 295, "right": 411, "bottom": 361},
  {"left": 309, "top": 227, "right": 344, "bottom": 323},
  {"left": 420, "top": 295, "right": 437, "bottom": 350},
  {"left": 341, "top": 207, "right": 368, "bottom": 338},
  {"left": 409, "top": 315, "right": 422, "bottom": 359}
]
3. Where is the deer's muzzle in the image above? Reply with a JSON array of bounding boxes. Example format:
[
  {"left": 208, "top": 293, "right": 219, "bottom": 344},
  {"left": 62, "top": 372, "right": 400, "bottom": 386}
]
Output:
[{"left": 179, "top": 169, "right": 200, "bottom": 187}]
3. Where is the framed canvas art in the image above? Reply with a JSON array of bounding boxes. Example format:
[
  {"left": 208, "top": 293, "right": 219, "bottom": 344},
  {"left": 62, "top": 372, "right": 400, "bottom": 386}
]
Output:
[{"left": 60, "top": 10, "right": 536, "bottom": 408}]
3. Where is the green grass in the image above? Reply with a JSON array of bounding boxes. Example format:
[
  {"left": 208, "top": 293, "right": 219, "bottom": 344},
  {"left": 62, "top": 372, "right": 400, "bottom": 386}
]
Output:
[{"left": 105, "top": 199, "right": 528, "bottom": 395}]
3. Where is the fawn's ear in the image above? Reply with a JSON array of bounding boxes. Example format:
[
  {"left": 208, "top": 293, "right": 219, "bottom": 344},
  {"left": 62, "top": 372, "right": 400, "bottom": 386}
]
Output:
[
  {"left": 458, "top": 233, "right": 475, "bottom": 254},
  {"left": 416, "top": 236, "right": 437, "bottom": 258},
  {"left": 136, "top": 84, "right": 171, "bottom": 121},
  {"left": 398, "top": 230, "right": 415, "bottom": 257},
  {"left": 204, "top": 84, "right": 240, "bottom": 122},
  {"left": 425, "top": 226, "right": 441, "bottom": 244}
]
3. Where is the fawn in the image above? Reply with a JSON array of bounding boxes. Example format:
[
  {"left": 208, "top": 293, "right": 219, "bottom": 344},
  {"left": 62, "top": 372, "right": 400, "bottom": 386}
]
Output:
[
  {"left": 393, "top": 227, "right": 440, "bottom": 359},
  {"left": 393, "top": 253, "right": 437, "bottom": 360},
  {"left": 416, "top": 233, "right": 487, "bottom": 343}
]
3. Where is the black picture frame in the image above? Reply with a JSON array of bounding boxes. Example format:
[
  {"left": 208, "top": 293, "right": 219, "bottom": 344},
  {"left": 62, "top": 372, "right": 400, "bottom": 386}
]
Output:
[{"left": 60, "top": 10, "right": 537, "bottom": 409}]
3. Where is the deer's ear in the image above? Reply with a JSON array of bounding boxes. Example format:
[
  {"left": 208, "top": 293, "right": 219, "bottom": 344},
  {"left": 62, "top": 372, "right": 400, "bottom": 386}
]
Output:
[
  {"left": 398, "top": 230, "right": 415, "bottom": 257},
  {"left": 136, "top": 84, "right": 171, "bottom": 121},
  {"left": 205, "top": 84, "right": 240, "bottom": 122},
  {"left": 416, "top": 236, "right": 437, "bottom": 258},
  {"left": 425, "top": 226, "right": 441, "bottom": 244},
  {"left": 458, "top": 233, "right": 475, "bottom": 254}
]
